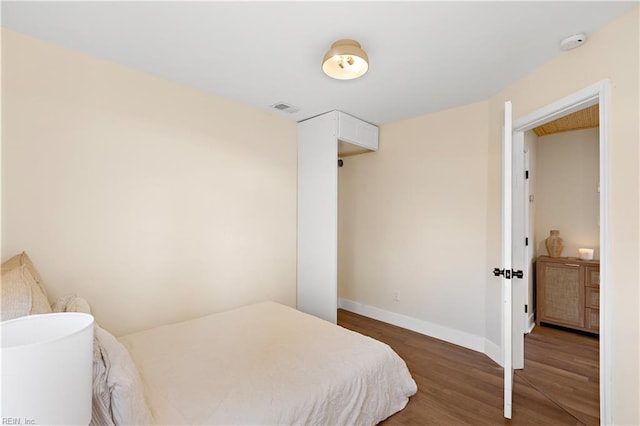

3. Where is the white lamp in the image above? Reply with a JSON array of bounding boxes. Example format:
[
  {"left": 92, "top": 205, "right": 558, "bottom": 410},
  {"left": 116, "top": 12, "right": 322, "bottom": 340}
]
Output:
[{"left": 1, "top": 313, "right": 94, "bottom": 425}]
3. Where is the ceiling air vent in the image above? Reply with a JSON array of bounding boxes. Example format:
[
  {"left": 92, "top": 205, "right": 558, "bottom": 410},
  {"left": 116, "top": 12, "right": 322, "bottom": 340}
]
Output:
[{"left": 270, "top": 102, "right": 300, "bottom": 114}]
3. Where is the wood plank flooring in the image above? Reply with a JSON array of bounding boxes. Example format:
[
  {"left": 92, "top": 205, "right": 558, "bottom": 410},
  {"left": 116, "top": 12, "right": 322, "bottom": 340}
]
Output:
[
  {"left": 516, "top": 325, "right": 599, "bottom": 425},
  {"left": 337, "top": 309, "right": 599, "bottom": 425}
]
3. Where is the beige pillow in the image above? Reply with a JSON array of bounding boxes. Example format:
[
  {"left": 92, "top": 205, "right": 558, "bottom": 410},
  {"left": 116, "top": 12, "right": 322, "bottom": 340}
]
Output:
[
  {"left": 1, "top": 266, "right": 33, "bottom": 320},
  {"left": 1, "top": 252, "right": 52, "bottom": 321},
  {"left": 2, "top": 252, "right": 49, "bottom": 298}
]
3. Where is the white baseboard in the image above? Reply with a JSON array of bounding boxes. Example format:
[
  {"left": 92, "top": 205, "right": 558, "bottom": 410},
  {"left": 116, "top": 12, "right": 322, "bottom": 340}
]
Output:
[
  {"left": 338, "top": 298, "right": 486, "bottom": 354},
  {"left": 526, "top": 313, "right": 535, "bottom": 333},
  {"left": 483, "top": 339, "right": 503, "bottom": 367}
]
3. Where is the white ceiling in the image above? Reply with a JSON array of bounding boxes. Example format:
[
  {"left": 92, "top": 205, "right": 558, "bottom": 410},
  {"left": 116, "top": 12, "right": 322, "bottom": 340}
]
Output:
[{"left": 2, "top": 1, "right": 636, "bottom": 125}]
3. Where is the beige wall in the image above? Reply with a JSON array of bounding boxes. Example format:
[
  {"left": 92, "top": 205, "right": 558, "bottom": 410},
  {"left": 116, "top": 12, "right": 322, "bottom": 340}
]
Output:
[
  {"left": 339, "top": 6, "right": 638, "bottom": 423},
  {"left": 338, "top": 100, "right": 490, "bottom": 339},
  {"left": 3, "top": 6, "right": 638, "bottom": 422},
  {"left": 486, "top": 7, "right": 639, "bottom": 423},
  {"left": 1, "top": 30, "right": 298, "bottom": 336},
  {"left": 535, "top": 128, "right": 600, "bottom": 259}
]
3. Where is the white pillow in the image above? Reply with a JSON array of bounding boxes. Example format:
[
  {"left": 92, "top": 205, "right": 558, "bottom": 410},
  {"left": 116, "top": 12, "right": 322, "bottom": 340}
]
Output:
[
  {"left": 94, "top": 325, "right": 155, "bottom": 425},
  {"left": 90, "top": 333, "right": 115, "bottom": 426},
  {"left": 51, "top": 296, "right": 147, "bottom": 425},
  {"left": 53, "top": 294, "right": 92, "bottom": 314},
  {"left": 52, "top": 296, "right": 113, "bottom": 426}
]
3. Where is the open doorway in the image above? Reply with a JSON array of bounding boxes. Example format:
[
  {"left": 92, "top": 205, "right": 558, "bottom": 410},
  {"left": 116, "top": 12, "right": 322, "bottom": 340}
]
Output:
[
  {"left": 525, "top": 104, "right": 600, "bottom": 333},
  {"left": 508, "top": 80, "right": 609, "bottom": 423},
  {"left": 518, "top": 105, "right": 601, "bottom": 425}
]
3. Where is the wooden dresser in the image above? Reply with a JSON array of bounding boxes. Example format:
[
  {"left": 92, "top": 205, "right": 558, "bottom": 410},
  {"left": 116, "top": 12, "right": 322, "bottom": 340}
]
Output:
[{"left": 536, "top": 256, "right": 600, "bottom": 334}]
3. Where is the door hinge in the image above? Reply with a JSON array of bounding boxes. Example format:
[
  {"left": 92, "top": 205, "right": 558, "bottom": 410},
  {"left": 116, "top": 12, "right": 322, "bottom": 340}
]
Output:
[
  {"left": 525, "top": 170, "right": 529, "bottom": 179},
  {"left": 525, "top": 304, "right": 528, "bottom": 313},
  {"left": 525, "top": 237, "right": 529, "bottom": 246}
]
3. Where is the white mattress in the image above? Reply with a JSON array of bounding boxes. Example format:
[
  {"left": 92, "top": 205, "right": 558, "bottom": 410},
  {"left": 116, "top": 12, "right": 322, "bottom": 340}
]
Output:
[{"left": 119, "top": 301, "right": 417, "bottom": 425}]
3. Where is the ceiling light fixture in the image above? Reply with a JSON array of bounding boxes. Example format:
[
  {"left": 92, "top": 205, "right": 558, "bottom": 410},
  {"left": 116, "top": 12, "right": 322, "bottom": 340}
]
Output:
[{"left": 322, "top": 39, "right": 369, "bottom": 80}]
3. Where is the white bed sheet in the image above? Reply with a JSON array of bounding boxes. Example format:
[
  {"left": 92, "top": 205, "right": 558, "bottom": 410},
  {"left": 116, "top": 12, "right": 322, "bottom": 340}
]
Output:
[{"left": 119, "top": 301, "right": 417, "bottom": 425}]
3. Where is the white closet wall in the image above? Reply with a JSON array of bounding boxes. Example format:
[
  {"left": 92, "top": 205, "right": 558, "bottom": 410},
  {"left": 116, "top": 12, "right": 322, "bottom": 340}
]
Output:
[
  {"left": 297, "top": 112, "right": 339, "bottom": 323},
  {"left": 297, "top": 111, "right": 377, "bottom": 323}
]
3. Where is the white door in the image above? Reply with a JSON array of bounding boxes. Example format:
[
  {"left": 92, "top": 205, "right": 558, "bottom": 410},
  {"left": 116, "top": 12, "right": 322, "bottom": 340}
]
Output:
[
  {"left": 500, "top": 102, "right": 527, "bottom": 419},
  {"left": 501, "top": 101, "right": 514, "bottom": 419},
  {"left": 511, "top": 131, "right": 526, "bottom": 370}
]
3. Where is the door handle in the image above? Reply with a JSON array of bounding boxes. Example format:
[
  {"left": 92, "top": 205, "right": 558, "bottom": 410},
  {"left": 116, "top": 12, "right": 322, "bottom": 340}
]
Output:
[{"left": 493, "top": 268, "right": 524, "bottom": 279}]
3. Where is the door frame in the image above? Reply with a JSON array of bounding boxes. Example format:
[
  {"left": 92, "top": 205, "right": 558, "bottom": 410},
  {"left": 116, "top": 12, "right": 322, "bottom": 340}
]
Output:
[
  {"left": 510, "top": 79, "right": 610, "bottom": 423},
  {"left": 523, "top": 147, "right": 535, "bottom": 333}
]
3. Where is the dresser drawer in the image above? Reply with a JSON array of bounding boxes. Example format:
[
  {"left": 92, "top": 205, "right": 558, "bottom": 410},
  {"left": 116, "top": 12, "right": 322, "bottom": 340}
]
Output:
[
  {"left": 585, "top": 286, "right": 600, "bottom": 309},
  {"left": 585, "top": 266, "right": 600, "bottom": 287},
  {"left": 585, "top": 308, "right": 599, "bottom": 332}
]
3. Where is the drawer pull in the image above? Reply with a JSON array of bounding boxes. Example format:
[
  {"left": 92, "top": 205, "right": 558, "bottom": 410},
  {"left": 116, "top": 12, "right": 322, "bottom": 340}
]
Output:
[{"left": 564, "top": 263, "right": 580, "bottom": 267}]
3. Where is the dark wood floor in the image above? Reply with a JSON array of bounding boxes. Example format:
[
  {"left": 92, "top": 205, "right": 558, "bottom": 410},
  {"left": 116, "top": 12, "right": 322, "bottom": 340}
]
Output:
[
  {"left": 516, "top": 325, "right": 599, "bottom": 425},
  {"left": 337, "top": 309, "right": 599, "bottom": 425}
]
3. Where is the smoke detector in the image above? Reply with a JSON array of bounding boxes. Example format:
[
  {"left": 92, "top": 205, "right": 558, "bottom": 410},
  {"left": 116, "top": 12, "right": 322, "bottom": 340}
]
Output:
[{"left": 560, "top": 33, "right": 587, "bottom": 51}]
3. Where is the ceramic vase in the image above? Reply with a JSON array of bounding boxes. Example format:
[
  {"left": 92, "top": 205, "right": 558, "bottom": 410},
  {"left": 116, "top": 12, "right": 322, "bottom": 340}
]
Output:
[{"left": 545, "top": 230, "right": 564, "bottom": 258}]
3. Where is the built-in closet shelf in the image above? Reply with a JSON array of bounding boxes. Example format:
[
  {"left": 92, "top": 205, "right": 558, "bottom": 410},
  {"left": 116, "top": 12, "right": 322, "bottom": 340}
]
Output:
[
  {"left": 338, "top": 141, "right": 374, "bottom": 157},
  {"left": 337, "top": 111, "right": 378, "bottom": 156}
]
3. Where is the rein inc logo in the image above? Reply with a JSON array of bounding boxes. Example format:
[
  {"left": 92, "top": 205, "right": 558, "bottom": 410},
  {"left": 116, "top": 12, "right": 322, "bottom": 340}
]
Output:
[{"left": 2, "top": 418, "right": 35, "bottom": 425}]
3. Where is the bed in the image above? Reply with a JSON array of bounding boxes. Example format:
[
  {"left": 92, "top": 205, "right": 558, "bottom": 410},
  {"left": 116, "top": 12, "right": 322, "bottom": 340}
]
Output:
[
  {"left": 117, "top": 301, "right": 417, "bottom": 425},
  {"left": 2, "top": 252, "right": 417, "bottom": 425}
]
